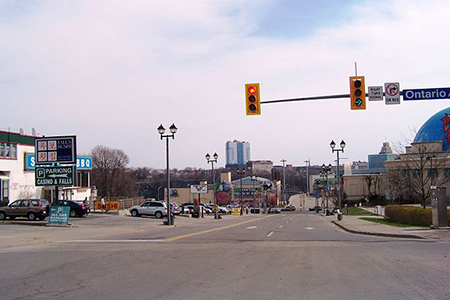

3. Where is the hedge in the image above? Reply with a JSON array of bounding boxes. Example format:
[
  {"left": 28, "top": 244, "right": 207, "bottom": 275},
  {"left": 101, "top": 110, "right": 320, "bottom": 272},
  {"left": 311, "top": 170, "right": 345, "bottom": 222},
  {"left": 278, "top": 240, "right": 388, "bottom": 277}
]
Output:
[{"left": 385, "top": 205, "right": 450, "bottom": 227}]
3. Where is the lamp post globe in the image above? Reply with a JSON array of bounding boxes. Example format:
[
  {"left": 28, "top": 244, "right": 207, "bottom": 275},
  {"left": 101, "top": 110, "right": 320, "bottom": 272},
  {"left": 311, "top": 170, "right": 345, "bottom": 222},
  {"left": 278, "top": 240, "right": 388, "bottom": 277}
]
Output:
[
  {"left": 169, "top": 123, "right": 178, "bottom": 134},
  {"left": 330, "top": 140, "right": 336, "bottom": 149},
  {"left": 157, "top": 124, "right": 165, "bottom": 135}
]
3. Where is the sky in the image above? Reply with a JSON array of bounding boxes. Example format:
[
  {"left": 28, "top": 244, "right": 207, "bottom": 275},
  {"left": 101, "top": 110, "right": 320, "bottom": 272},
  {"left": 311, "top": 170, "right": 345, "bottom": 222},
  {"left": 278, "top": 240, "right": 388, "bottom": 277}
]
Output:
[{"left": 2, "top": 0, "right": 450, "bottom": 169}]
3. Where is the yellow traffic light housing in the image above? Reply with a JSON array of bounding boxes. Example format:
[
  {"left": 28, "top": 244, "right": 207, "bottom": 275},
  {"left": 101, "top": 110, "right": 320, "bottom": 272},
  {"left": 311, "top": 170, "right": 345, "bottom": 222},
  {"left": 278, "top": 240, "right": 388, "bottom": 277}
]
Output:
[
  {"left": 245, "top": 83, "right": 261, "bottom": 115},
  {"left": 350, "top": 76, "right": 366, "bottom": 110}
]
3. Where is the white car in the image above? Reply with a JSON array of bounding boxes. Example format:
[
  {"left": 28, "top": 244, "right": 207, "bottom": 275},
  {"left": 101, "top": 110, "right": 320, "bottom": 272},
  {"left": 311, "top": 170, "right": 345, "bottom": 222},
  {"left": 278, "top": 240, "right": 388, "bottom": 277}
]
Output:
[
  {"left": 129, "top": 201, "right": 167, "bottom": 219},
  {"left": 217, "top": 206, "right": 230, "bottom": 214}
]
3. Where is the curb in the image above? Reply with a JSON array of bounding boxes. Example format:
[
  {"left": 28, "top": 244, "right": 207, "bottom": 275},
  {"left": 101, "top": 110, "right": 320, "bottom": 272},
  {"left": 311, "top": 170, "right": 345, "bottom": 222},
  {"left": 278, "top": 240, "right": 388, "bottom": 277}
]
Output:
[
  {"left": 0, "top": 221, "right": 47, "bottom": 227},
  {"left": 331, "top": 220, "right": 426, "bottom": 239}
]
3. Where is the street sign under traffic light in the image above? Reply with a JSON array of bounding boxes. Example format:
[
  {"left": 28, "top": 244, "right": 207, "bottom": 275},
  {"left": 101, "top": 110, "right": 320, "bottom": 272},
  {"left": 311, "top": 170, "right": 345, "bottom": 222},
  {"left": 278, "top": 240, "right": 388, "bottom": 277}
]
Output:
[
  {"left": 245, "top": 83, "right": 261, "bottom": 115},
  {"left": 350, "top": 76, "right": 366, "bottom": 110}
]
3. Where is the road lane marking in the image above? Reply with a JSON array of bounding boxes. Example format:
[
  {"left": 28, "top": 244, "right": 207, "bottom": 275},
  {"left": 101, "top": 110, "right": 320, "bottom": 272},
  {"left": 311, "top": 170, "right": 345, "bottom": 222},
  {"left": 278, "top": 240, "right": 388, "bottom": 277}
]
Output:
[
  {"left": 62, "top": 240, "right": 165, "bottom": 243},
  {"left": 267, "top": 231, "right": 274, "bottom": 237},
  {"left": 246, "top": 226, "right": 257, "bottom": 229},
  {"left": 279, "top": 225, "right": 284, "bottom": 228},
  {"left": 165, "top": 215, "right": 272, "bottom": 242},
  {"left": 305, "top": 227, "right": 314, "bottom": 230}
]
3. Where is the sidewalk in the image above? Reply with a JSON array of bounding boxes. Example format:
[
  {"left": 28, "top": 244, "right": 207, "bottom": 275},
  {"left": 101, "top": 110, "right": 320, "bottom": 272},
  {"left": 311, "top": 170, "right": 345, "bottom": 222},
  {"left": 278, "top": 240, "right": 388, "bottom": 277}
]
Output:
[{"left": 326, "top": 215, "right": 450, "bottom": 242}]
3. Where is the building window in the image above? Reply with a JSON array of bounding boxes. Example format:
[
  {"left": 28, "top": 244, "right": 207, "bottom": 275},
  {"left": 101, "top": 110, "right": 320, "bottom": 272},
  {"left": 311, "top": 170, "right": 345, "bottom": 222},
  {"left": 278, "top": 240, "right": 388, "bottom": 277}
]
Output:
[
  {"left": 0, "top": 143, "right": 18, "bottom": 159},
  {"left": 1, "top": 180, "right": 9, "bottom": 202},
  {"left": 445, "top": 169, "right": 450, "bottom": 177}
]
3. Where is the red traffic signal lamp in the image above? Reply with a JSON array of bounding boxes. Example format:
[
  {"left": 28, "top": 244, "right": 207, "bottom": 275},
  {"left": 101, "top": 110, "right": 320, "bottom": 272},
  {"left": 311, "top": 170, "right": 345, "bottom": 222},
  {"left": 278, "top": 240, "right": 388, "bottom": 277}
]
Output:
[
  {"left": 350, "top": 76, "right": 366, "bottom": 110},
  {"left": 245, "top": 83, "right": 261, "bottom": 115}
]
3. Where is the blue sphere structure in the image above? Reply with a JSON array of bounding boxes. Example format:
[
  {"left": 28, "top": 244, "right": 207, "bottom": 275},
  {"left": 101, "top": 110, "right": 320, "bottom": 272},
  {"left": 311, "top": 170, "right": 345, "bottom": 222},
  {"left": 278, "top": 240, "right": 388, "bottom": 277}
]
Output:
[{"left": 413, "top": 107, "right": 450, "bottom": 151}]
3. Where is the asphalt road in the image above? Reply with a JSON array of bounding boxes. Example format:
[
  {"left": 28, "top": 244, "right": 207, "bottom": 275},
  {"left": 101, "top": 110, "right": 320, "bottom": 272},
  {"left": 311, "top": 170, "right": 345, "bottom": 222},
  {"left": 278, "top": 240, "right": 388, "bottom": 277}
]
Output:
[{"left": 0, "top": 212, "right": 449, "bottom": 300}]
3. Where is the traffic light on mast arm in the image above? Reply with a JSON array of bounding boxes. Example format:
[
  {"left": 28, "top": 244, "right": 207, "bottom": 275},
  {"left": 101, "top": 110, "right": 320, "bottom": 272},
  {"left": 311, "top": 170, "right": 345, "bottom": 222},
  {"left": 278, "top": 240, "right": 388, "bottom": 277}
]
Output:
[
  {"left": 350, "top": 76, "right": 366, "bottom": 110},
  {"left": 245, "top": 83, "right": 261, "bottom": 115}
]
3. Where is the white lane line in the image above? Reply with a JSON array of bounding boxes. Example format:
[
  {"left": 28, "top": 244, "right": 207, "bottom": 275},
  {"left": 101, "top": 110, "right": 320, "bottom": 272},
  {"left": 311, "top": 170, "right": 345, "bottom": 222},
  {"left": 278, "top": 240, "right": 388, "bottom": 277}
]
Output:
[
  {"left": 246, "top": 226, "right": 258, "bottom": 229},
  {"left": 267, "top": 231, "right": 274, "bottom": 237},
  {"left": 62, "top": 240, "right": 164, "bottom": 243},
  {"left": 286, "top": 221, "right": 289, "bottom": 224},
  {"left": 279, "top": 225, "right": 284, "bottom": 228},
  {"left": 304, "top": 227, "right": 314, "bottom": 230}
]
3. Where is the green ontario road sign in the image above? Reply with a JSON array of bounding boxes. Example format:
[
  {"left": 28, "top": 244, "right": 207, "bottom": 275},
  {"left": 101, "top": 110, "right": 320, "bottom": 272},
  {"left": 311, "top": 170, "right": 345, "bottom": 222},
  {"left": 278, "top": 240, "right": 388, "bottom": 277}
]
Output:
[{"left": 35, "top": 166, "right": 75, "bottom": 186}]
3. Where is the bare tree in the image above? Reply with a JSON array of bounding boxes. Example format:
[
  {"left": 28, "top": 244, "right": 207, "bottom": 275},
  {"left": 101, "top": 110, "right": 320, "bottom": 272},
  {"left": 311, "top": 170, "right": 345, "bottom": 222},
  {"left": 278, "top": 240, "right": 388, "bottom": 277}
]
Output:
[
  {"left": 390, "top": 142, "right": 449, "bottom": 208},
  {"left": 91, "top": 145, "right": 135, "bottom": 198}
]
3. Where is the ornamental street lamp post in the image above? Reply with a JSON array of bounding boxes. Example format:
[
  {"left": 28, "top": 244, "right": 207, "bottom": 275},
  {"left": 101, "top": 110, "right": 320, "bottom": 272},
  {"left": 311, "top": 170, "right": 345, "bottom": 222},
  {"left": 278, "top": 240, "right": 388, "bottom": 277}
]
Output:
[
  {"left": 330, "top": 140, "right": 346, "bottom": 210},
  {"left": 322, "top": 163, "right": 332, "bottom": 214},
  {"left": 237, "top": 168, "right": 246, "bottom": 205},
  {"left": 251, "top": 175, "right": 257, "bottom": 211},
  {"left": 158, "top": 123, "right": 177, "bottom": 226},
  {"left": 206, "top": 153, "right": 219, "bottom": 219}
]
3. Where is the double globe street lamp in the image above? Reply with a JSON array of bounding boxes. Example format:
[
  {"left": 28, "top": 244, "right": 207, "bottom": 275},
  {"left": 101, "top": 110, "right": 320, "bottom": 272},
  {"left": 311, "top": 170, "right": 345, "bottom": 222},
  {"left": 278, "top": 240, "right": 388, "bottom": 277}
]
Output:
[
  {"left": 158, "top": 123, "right": 177, "bottom": 225},
  {"left": 330, "top": 140, "right": 346, "bottom": 210},
  {"left": 206, "top": 152, "right": 219, "bottom": 219}
]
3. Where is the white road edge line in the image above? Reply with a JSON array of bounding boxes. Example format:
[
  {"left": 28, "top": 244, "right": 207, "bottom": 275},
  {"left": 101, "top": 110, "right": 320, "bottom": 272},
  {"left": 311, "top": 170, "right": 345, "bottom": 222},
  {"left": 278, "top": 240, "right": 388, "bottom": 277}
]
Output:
[
  {"left": 267, "top": 231, "right": 274, "bottom": 237},
  {"left": 279, "top": 225, "right": 284, "bottom": 228},
  {"left": 61, "top": 240, "right": 165, "bottom": 243}
]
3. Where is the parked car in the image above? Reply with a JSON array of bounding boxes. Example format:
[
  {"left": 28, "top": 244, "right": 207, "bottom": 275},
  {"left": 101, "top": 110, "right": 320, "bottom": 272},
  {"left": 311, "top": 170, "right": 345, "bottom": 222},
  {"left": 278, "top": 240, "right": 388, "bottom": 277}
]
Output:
[
  {"left": 170, "top": 202, "right": 181, "bottom": 215},
  {"left": 199, "top": 203, "right": 212, "bottom": 214},
  {"left": 129, "top": 201, "right": 167, "bottom": 218},
  {"left": 0, "top": 199, "right": 49, "bottom": 221},
  {"left": 180, "top": 204, "right": 194, "bottom": 214},
  {"left": 51, "top": 200, "right": 89, "bottom": 217},
  {"left": 216, "top": 206, "right": 230, "bottom": 214},
  {"left": 268, "top": 207, "right": 280, "bottom": 214},
  {"left": 286, "top": 205, "right": 296, "bottom": 211},
  {"left": 309, "top": 206, "right": 322, "bottom": 212}
]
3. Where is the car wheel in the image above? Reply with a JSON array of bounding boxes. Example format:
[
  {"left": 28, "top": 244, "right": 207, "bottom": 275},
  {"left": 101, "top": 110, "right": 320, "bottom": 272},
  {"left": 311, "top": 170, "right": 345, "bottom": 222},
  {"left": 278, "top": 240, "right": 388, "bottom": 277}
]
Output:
[
  {"left": 131, "top": 210, "right": 140, "bottom": 217},
  {"left": 69, "top": 210, "right": 77, "bottom": 217},
  {"left": 28, "top": 212, "right": 36, "bottom": 221},
  {"left": 0, "top": 212, "right": 6, "bottom": 220},
  {"left": 155, "top": 211, "right": 163, "bottom": 219}
]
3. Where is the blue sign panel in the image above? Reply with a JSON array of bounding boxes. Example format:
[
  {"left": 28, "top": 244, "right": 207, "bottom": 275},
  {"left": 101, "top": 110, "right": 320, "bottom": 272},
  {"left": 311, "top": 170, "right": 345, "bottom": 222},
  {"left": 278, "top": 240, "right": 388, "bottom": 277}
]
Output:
[
  {"left": 48, "top": 206, "right": 70, "bottom": 225},
  {"left": 403, "top": 88, "right": 450, "bottom": 101},
  {"left": 25, "top": 153, "right": 92, "bottom": 170}
]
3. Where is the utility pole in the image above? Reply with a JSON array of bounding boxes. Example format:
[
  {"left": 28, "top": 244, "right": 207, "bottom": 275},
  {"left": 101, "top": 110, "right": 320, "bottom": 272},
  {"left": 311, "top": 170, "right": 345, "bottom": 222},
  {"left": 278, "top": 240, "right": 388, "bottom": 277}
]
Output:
[
  {"left": 304, "top": 159, "right": 310, "bottom": 195},
  {"left": 281, "top": 159, "right": 287, "bottom": 205}
]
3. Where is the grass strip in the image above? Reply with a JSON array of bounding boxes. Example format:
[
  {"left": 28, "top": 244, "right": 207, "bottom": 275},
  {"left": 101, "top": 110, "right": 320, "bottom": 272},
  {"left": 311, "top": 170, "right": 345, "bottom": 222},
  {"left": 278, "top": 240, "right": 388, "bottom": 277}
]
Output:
[
  {"left": 344, "top": 207, "right": 372, "bottom": 216},
  {"left": 360, "top": 217, "right": 428, "bottom": 228}
]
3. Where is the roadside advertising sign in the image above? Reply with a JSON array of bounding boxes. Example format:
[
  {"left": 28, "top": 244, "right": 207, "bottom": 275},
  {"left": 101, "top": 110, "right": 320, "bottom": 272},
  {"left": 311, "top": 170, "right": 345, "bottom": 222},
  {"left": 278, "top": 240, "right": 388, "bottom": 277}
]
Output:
[
  {"left": 95, "top": 201, "right": 119, "bottom": 211},
  {"left": 403, "top": 87, "right": 450, "bottom": 101},
  {"left": 35, "top": 136, "right": 77, "bottom": 165},
  {"left": 190, "top": 185, "right": 208, "bottom": 194},
  {"left": 384, "top": 82, "right": 400, "bottom": 105},
  {"left": 35, "top": 166, "right": 75, "bottom": 186},
  {"left": 368, "top": 86, "right": 383, "bottom": 101},
  {"left": 25, "top": 153, "right": 92, "bottom": 170},
  {"left": 48, "top": 206, "right": 70, "bottom": 225}
]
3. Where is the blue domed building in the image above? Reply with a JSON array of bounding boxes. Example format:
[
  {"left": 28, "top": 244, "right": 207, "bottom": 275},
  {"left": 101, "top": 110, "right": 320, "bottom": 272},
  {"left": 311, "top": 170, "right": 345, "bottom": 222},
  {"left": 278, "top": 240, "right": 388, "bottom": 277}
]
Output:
[
  {"left": 385, "top": 106, "right": 450, "bottom": 204},
  {"left": 413, "top": 107, "right": 450, "bottom": 151}
]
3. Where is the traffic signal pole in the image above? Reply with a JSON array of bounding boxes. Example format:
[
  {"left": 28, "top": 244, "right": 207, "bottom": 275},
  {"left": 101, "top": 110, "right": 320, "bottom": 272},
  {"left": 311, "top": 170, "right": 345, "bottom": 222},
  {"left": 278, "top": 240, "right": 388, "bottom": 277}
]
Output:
[{"left": 260, "top": 91, "right": 402, "bottom": 105}]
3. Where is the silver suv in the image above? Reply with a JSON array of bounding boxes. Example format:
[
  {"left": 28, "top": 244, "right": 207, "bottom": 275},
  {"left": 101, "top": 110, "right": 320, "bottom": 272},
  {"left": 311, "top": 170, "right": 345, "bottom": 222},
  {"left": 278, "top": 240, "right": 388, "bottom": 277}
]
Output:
[{"left": 129, "top": 201, "right": 167, "bottom": 219}]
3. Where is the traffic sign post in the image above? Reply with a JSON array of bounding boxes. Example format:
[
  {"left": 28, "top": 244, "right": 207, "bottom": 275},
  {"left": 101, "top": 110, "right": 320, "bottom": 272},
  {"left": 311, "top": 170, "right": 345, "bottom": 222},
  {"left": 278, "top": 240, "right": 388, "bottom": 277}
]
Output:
[
  {"left": 35, "top": 166, "right": 75, "bottom": 186},
  {"left": 403, "top": 87, "right": 450, "bottom": 101},
  {"left": 385, "top": 82, "right": 400, "bottom": 105},
  {"left": 368, "top": 86, "right": 383, "bottom": 101}
]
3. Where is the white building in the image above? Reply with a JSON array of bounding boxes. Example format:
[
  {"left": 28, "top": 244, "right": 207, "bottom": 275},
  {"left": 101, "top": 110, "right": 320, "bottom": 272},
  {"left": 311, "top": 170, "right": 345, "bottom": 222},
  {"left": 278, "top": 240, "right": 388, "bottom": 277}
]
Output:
[
  {"left": 0, "top": 130, "right": 92, "bottom": 205},
  {"left": 226, "top": 140, "right": 251, "bottom": 166}
]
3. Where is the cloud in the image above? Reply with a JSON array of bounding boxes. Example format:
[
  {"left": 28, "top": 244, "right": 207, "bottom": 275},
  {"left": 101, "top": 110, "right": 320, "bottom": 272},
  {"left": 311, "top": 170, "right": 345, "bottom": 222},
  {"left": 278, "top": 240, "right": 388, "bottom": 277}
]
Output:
[{"left": 1, "top": 0, "right": 450, "bottom": 169}]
